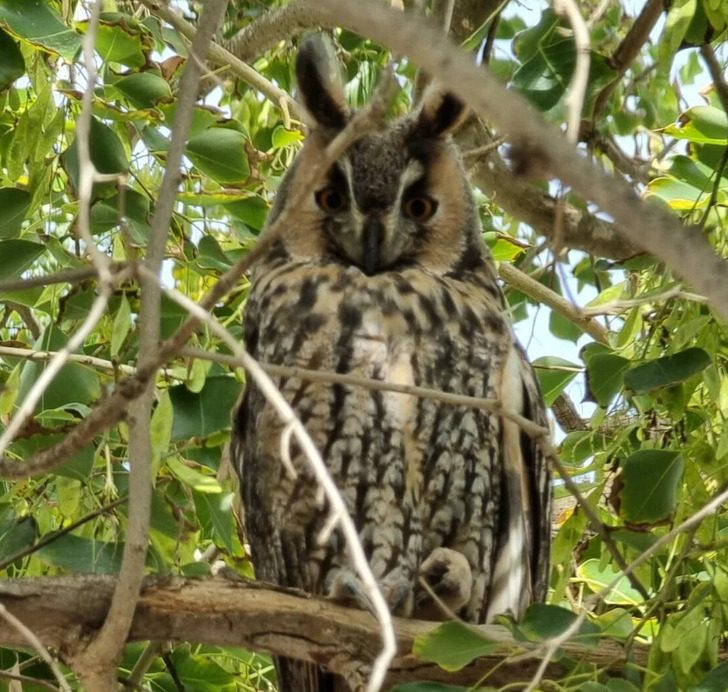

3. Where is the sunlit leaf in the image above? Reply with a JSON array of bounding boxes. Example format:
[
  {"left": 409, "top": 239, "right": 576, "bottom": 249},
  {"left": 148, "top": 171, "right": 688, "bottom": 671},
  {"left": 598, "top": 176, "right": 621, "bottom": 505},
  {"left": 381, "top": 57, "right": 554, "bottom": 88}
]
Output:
[
  {"left": 413, "top": 621, "right": 497, "bottom": 671},
  {"left": 576, "top": 560, "right": 644, "bottom": 606},
  {"left": 0, "top": 0, "right": 81, "bottom": 60}
]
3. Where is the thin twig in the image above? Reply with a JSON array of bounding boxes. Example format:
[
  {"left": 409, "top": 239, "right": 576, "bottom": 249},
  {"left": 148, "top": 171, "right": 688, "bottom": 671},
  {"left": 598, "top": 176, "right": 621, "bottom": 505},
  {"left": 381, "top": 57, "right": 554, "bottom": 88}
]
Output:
[
  {"left": 179, "top": 347, "right": 550, "bottom": 439},
  {"left": 0, "top": 346, "right": 137, "bottom": 376},
  {"left": 498, "top": 262, "right": 609, "bottom": 344},
  {"left": 0, "top": 670, "right": 61, "bottom": 692},
  {"left": 0, "top": 604, "right": 71, "bottom": 692},
  {"left": 553, "top": 0, "right": 590, "bottom": 143},
  {"left": 580, "top": 287, "right": 708, "bottom": 316},
  {"left": 0, "top": 264, "right": 124, "bottom": 293}
]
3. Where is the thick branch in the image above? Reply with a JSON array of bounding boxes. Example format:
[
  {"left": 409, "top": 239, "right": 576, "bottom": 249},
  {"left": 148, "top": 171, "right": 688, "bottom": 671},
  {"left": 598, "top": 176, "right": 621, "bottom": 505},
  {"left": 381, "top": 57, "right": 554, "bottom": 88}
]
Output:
[{"left": 0, "top": 576, "right": 645, "bottom": 688}]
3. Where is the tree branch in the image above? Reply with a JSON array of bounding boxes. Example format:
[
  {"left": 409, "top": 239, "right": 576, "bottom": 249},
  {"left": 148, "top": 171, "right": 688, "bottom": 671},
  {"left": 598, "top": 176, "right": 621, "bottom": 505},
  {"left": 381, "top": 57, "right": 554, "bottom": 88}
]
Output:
[{"left": 0, "top": 576, "right": 649, "bottom": 688}]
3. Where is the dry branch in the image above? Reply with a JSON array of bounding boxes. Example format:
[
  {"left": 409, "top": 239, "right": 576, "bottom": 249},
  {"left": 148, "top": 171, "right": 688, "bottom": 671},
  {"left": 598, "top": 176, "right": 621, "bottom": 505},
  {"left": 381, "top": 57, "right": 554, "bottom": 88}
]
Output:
[{"left": 0, "top": 576, "right": 646, "bottom": 688}]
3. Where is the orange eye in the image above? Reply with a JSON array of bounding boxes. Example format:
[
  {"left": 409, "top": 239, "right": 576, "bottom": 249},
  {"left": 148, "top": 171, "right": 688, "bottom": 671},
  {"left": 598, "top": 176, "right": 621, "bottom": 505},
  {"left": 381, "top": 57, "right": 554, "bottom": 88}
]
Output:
[
  {"left": 403, "top": 195, "right": 437, "bottom": 221},
  {"left": 315, "top": 187, "right": 347, "bottom": 213}
]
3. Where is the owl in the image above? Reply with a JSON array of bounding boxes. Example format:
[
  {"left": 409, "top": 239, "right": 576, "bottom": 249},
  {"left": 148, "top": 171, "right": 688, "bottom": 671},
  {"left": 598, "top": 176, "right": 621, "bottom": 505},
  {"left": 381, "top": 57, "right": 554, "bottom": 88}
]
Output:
[{"left": 232, "top": 34, "right": 551, "bottom": 692}]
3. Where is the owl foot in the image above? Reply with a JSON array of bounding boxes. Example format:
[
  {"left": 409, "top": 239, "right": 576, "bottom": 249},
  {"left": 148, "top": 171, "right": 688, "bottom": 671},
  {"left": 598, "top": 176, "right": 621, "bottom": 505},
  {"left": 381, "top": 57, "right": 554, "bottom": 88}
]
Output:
[
  {"left": 325, "top": 568, "right": 413, "bottom": 616},
  {"left": 414, "top": 547, "right": 473, "bottom": 621}
]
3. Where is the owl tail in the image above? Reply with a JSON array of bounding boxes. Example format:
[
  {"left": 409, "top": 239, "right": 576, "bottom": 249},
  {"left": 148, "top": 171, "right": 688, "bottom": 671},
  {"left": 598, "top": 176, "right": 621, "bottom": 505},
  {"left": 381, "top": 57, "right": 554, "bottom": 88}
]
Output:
[{"left": 275, "top": 658, "right": 347, "bottom": 692}]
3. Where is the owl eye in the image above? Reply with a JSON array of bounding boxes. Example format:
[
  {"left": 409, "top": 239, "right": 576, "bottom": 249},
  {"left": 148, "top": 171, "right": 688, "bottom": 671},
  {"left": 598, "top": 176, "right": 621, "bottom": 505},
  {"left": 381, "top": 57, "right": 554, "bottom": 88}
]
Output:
[
  {"left": 403, "top": 195, "right": 437, "bottom": 222},
  {"left": 315, "top": 187, "right": 347, "bottom": 213}
]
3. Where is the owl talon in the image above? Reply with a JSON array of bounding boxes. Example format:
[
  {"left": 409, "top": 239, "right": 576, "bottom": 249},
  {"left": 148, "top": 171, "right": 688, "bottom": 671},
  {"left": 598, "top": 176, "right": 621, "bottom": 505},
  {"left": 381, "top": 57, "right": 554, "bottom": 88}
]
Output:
[{"left": 415, "top": 548, "right": 473, "bottom": 620}]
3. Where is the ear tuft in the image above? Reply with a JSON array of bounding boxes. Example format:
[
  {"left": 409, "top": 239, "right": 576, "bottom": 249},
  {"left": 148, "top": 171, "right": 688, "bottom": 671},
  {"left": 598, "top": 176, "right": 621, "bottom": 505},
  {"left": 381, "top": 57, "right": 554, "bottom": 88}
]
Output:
[
  {"left": 416, "top": 86, "right": 468, "bottom": 138},
  {"left": 296, "top": 34, "right": 349, "bottom": 130}
]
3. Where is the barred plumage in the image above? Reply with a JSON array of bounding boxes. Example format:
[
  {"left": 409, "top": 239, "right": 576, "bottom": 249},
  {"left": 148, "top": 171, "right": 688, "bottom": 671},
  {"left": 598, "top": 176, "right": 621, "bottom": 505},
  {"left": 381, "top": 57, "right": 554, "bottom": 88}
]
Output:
[{"left": 232, "top": 34, "right": 551, "bottom": 691}]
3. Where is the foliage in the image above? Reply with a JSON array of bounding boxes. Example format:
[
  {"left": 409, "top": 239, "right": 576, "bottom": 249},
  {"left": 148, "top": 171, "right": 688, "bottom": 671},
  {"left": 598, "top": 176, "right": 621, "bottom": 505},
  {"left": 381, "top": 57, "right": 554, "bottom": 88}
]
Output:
[{"left": 0, "top": 0, "right": 726, "bottom": 690}]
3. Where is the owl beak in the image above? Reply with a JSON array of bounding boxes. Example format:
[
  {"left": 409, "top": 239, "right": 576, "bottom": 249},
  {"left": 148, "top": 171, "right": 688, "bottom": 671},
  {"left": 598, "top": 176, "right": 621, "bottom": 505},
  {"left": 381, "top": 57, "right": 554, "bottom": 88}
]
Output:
[{"left": 361, "top": 215, "right": 384, "bottom": 276}]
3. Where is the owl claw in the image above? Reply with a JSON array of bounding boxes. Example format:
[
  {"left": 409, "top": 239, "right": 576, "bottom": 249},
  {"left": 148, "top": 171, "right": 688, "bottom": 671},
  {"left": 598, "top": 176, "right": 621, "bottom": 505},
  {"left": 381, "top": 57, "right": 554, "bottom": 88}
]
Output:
[{"left": 415, "top": 547, "right": 473, "bottom": 620}]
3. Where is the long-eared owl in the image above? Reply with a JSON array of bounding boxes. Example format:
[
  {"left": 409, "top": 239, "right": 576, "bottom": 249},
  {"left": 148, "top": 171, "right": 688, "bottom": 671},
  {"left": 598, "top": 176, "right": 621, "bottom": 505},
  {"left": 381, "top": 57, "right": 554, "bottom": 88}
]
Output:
[{"left": 232, "top": 34, "right": 551, "bottom": 691}]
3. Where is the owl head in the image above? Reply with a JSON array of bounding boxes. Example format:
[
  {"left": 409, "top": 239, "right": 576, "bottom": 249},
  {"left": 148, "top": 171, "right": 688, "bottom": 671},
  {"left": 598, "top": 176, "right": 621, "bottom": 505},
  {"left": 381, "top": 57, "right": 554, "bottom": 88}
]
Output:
[{"left": 269, "top": 34, "right": 487, "bottom": 277}]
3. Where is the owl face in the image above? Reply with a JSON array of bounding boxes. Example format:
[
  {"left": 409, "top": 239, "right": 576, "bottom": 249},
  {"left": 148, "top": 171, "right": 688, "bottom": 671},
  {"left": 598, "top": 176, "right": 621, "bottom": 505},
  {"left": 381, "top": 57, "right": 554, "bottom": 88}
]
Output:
[{"left": 269, "top": 35, "right": 485, "bottom": 277}]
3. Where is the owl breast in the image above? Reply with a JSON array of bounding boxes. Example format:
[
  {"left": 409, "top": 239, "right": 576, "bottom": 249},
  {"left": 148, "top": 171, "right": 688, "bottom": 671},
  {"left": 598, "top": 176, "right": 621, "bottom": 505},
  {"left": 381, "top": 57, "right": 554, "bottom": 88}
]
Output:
[{"left": 238, "top": 253, "right": 511, "bottom": 622}]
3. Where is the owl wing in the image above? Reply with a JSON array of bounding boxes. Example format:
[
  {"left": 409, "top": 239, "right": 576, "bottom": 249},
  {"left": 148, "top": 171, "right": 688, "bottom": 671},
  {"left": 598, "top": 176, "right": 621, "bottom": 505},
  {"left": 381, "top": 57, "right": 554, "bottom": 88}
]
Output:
[{"left": 485, "top": 339, "right": 551, "bottom": 621}]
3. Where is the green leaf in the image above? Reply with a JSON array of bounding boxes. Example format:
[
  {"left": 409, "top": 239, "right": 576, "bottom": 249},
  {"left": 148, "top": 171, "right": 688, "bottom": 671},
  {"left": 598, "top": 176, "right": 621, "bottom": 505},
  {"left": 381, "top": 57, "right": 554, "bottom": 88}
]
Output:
[
  {"left": 169, "top": 647, "right": 236, "bottom": 690},
  {"left": 0, "top": 515, "right": 37, "bottom": 565},
  {"left": 623, "top": 348, "right": 711, "bottom": 392},
  {"left": 169, "top": 376, "right": 240, "bottom": 441},
  {"left": 110, "top": 71, "right": 173, "bottom": 108},
  {"left": 271, "top": 125, "right": 304, "bottom": 148},
  {"left": 166, "top": 455, "right": 221, "bottom": 494},
  {"left": 549, "top": 309, "right": 581, "bottom": 342},
  {"left": 37, "top": 534, "right": 124, "bottom": 574},
  {"left": 0, "top": 188, "right": 31, "bottom": 239},
  {"left": 186, "top": 128, "right": 250, "bottom": 184},
  {"left": 62, "top": 117, "right": 129, "bottom": 193},
  {"left": 576, "top": 559, "right": 644, "bottom": 606},
  {"left": 194, "top": 490, "right": 234, "bottom": 552},
  {"left": 662, "top": 106, "right": 728, "bottom": 145},
  {"left": 86, "top": 13, "right": 152, "bottom": 68},
  {"left": 516, "top": 603, "right": 600, "bottom": 645},
  {"left": 619, "top": 449, "right": 684, "bottom": 525},
  {"left": 110, "top": 293, "right": 132, "bottom": 357},
  {"left": 17, "top": 326, "right": 101, "bottom": 413},
  {"left": 586, "top": 354, "right": 630, "bottom": 407},
  {"left": 412, "top": 621, "right": 497, "bottom": 671},
  {"left": 0, "top": 239, "right": 45, "bottom": 279},
  {"left": 150, "top": 391, "right": 173, "bottom": 472},
  {"left": 692, "top": 660, "right": 728, "bottom": 692},
  {"left": 532, "top": 356, "right": 580, "bottom": 406},
  {"left": 0, "top": 28, "right": 24, "bottom": 90},
  {"left": 645, "top": 176, "right": 716, "bottom": 211},
  {"left": 0, "top": 0, "right": 81, "bottom": 61},
  {"left": 225, "top": 195, "right": 269, "bottom": 231},
  {"left": 198, "top": 235, "right": 233, "bottom": 271}
]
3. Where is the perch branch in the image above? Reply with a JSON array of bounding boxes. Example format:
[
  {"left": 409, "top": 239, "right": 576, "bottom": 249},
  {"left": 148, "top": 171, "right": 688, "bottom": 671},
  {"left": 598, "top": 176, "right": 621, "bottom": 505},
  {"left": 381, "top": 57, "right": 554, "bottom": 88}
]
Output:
[{"left": 0, "top": 575, "right": 653, "bottom": 688}]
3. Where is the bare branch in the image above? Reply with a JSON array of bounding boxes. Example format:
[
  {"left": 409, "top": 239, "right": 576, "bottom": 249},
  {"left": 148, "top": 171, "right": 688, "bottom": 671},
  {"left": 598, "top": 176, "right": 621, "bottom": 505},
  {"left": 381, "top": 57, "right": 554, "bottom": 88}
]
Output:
[
  {"left": 462, "top": 126, "right": 643, "bottom": 260},
  {"left": 65, "top": 2, "right": 230, "bottom": 687},
  {"left": 225, "top": 2, "right": 334, "bottom": 62}
]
